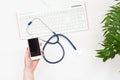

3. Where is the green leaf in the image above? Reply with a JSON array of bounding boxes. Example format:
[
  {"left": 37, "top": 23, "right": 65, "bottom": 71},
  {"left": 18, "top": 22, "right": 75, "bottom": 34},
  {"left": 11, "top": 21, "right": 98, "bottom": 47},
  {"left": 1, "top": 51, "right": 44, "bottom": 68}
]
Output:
[
  {"left": 96, "top": 1, "right": 120, "bottom": 62},
  {"left": 110, "top": 34, "right": 120, "bottom": 41}
]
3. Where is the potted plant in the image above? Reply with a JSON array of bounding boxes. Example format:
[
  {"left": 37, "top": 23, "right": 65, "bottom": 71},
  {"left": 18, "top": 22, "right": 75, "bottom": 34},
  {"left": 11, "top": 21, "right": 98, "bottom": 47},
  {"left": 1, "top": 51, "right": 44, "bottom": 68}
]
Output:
[{"left": 96, "top": 1, "right": 120, "bottom": 62}]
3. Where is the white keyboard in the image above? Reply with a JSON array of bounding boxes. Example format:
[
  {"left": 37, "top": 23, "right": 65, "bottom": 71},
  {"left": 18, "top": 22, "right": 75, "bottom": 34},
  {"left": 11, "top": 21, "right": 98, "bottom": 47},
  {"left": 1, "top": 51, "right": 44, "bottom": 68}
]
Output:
[{"left": 17, "top": 2, "right": 88, "bottom": 39}]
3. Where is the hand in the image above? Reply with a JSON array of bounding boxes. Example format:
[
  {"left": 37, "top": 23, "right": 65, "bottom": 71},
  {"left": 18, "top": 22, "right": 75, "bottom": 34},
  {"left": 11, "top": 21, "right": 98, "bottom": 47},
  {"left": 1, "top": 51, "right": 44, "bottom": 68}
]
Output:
[
  {"left": 24, "top": 48, "right": 39, "bottom": 73},
  {"left": 23, "top": 43, "right": 43, "bottom": 80}
]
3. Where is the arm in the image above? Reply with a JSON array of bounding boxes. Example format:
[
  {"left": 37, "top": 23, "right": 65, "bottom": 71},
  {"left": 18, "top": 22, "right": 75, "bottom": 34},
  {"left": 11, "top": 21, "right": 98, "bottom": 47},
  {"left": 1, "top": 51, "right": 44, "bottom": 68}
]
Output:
[{"left": 23, "top": 48, "right": 39, "bottom": 80}]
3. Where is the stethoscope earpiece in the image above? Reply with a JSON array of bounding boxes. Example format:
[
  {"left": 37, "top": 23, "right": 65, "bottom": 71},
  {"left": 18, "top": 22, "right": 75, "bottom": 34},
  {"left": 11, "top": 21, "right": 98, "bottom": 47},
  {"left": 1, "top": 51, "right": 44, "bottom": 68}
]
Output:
[{"left": 28, "top": 21, "right": 32, "bottom": 26}]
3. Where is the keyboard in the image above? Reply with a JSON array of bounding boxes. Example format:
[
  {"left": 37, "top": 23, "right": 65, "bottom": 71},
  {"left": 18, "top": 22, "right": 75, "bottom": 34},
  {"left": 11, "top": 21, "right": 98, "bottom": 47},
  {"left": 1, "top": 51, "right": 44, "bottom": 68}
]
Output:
[{"left": 17, "top": 1, "right": 88, "bottom": 39}]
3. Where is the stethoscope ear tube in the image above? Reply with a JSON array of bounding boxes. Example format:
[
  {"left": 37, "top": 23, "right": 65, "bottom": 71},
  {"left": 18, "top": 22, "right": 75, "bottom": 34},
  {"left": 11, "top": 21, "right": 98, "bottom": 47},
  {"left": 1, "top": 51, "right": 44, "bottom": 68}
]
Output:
[{"left": 27, "top": 18, "right": 77, "bottom": 64}]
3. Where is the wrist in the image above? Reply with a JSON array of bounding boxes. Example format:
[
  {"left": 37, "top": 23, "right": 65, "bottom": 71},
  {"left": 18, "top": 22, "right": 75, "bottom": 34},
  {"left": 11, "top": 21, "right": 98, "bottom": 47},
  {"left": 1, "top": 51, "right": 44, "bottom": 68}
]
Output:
[
  {"left": 24, "top": 68, "right": 34, "bottom": 80},
  {"left": 24, "top": 68, "right": 33, "bottom": 73}
]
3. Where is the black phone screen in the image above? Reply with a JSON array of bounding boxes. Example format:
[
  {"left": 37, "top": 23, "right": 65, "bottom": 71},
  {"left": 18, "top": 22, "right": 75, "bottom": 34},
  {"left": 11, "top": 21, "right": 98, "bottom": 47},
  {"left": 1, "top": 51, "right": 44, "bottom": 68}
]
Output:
[{"left": 28, "top": 38, "right": 41, "bottom": 57}]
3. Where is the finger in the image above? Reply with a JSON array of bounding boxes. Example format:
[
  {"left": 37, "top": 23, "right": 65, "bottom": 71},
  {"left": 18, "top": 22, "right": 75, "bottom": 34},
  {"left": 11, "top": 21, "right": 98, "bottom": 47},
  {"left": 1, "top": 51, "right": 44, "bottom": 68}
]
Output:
[
  {"left": 26, "top": 48, "right": 31, "bottom": 61},
  {"left": 39, "top": 42, "right": 42, "bottom": 46},
  {"left": 27, "top": 48, "right": 31, "bottom": 58},
  {"left": 24, "top": 48, "right": 31, "bottom": 65},
  {"left": 41, "top": 50, "right": 44, "bottom": 56}
]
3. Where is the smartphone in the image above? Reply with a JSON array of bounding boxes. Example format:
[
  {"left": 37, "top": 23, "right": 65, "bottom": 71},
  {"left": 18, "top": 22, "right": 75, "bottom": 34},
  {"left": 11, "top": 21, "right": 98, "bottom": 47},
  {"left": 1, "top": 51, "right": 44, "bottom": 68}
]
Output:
[{"left": 28, "top": 38, "right": 41, "bottom": 60}]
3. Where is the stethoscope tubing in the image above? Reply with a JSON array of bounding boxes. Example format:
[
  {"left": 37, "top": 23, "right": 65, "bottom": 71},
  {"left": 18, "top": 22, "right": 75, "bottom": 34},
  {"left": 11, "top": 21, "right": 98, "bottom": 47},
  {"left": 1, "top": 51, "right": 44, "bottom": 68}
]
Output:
[
  {"left": 42, "top": 31, "right": 76, "bottom": 64},
  {"left": 27, "top": 18, "right": 76, "bottom": 64}
]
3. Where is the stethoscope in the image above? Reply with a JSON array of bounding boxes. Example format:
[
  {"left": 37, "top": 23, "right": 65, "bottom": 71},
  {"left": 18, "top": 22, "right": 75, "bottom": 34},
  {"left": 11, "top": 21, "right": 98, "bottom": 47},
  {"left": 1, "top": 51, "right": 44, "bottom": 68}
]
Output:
[{"left": 27, "top": 18, "right": 77, "bottom": 64}]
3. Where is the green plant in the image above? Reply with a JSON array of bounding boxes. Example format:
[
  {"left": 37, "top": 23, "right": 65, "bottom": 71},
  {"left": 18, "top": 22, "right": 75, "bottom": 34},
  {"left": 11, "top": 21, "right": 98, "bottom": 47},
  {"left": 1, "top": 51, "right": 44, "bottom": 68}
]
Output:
[{"left": 96, "top": 1, "right": 120, "bottom": 62}]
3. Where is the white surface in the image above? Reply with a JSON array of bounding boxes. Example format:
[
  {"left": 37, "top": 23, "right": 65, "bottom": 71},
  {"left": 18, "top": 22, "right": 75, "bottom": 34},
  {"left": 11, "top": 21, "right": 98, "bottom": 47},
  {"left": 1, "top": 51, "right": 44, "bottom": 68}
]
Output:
[
  {"left": 0, "top": 0, "right": 120, "bottom": 80},
  {"left": 17, "top": 1, "right": 88, "bottom": 39}
]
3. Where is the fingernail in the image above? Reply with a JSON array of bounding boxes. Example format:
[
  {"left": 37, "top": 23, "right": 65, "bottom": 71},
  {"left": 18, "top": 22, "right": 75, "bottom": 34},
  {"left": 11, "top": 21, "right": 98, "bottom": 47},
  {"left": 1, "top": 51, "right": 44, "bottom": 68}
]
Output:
[
  {"left": 41, "top": 52, "right": 44, "bottom": 56},
  {"left": 27, "top": 48, "right": 28, "bottom": 50}
]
